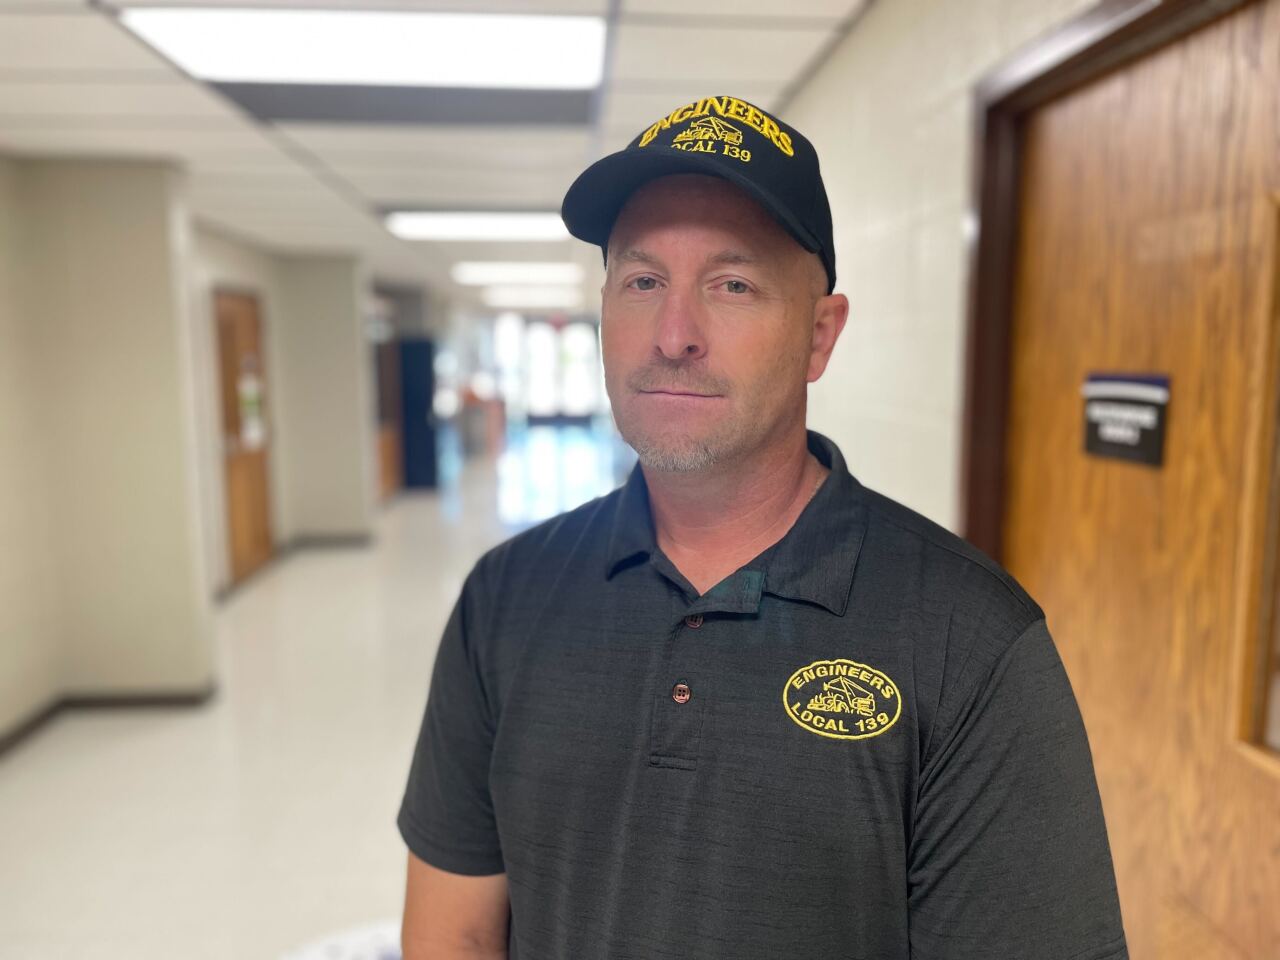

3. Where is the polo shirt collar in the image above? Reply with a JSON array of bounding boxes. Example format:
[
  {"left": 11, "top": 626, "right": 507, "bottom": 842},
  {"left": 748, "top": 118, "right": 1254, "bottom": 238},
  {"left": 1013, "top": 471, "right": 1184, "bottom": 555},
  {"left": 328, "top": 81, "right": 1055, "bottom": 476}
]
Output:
[
  {"left": 603, "top": 430, "right": 867, "bottom": 617},
  {"left": 761, "top": 430, "right": 867, "bottom": 616},
  {"left": 603, "top": 456, "right": 655, "bottom": 580}
]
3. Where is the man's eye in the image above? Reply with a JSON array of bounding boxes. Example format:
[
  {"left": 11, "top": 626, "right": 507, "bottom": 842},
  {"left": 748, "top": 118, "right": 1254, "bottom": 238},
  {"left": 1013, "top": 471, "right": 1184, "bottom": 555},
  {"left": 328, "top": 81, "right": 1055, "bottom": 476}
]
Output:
[
  {"left": 631, "top": 276, "right": 658, "bottom": 291},
  {"left": 724, "top": 279, "right": 751, "bottom": 294}
]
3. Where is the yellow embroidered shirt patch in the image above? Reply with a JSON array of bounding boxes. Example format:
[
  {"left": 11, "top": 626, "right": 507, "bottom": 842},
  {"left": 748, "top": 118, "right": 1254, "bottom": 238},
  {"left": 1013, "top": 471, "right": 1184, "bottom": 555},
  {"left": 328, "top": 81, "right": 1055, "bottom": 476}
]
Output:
[{"left": 782, "top": 658, "right": 903, "bottom": 741}]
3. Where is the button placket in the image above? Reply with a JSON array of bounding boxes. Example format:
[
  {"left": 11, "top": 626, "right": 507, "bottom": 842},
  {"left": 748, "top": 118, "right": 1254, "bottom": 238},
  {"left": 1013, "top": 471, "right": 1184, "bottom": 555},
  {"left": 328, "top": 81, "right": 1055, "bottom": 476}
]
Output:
[{"left": 648, "top": 614, "right": 709, "bottom": 769}]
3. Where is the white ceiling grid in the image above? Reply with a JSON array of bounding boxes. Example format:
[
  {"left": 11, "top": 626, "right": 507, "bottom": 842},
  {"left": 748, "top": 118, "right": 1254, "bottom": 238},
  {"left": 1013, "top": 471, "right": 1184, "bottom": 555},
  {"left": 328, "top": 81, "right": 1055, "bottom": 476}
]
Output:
[{"left": 0, "top": 0, "right": 868, "bottom": 306}]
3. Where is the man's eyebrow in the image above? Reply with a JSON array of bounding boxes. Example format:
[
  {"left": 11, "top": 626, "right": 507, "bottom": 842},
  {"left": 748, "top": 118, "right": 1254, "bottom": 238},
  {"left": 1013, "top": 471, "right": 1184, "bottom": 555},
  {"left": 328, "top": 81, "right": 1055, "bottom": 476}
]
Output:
[
  {"left": 612, "top": 248, "right": 659, "bottom": 265},
  {"left": 706, "top": 250, "right": 762, "bottom": 266}
]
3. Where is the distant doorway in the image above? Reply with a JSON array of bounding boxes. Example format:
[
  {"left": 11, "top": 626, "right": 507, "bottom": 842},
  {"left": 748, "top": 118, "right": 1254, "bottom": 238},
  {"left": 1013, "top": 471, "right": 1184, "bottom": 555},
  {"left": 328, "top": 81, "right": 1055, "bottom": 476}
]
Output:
[
  {"left": 374, "top": 339, "right": 404, "bottom": 501},
  {"left": 214, "top": 290, "right": 274, "bottom": 585}
]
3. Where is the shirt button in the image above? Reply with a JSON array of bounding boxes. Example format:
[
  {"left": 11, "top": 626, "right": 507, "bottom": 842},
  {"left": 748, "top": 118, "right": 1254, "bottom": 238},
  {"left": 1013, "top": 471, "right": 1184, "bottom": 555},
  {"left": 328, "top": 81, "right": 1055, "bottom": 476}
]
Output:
[
  {"left": 684, "top": 614, "right": 704, "bottom": 629},
  {"left": 672, "top": 682, "right": 692, "bottom": 704}
]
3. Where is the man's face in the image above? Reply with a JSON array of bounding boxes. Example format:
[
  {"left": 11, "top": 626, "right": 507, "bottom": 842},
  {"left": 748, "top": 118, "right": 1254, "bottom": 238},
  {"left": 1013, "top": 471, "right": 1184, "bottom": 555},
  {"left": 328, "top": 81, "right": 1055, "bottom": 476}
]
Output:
[{"left": 600, "top": 173, "right": 845, "bottom": 473}]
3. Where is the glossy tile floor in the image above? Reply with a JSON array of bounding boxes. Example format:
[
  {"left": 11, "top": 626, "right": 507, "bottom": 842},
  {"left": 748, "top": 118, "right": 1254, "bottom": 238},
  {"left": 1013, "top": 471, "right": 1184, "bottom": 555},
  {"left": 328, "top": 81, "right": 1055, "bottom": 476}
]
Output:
[{"left": 0, "top": 424, "right": 631, "bottom": 959}]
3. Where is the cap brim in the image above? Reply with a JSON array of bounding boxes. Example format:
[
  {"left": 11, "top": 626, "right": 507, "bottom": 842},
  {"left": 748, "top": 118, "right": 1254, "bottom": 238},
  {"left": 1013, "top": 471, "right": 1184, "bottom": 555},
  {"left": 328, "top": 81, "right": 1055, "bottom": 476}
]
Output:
[{"left": 560, "top": 147, "right": 822, "bottom": 257}]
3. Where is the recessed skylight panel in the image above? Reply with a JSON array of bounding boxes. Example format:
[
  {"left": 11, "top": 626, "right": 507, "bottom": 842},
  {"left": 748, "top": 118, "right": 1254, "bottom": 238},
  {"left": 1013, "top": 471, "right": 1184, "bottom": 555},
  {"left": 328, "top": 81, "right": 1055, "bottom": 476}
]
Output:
[
  {"left": 385, "top": 212, "right": 569, "bottom": 242},
  {"left": 452, "top": 262, "right": 584, "bottom": 285},
  {"left": 119, "top": 9, "right": 606, "bottom": 89}
]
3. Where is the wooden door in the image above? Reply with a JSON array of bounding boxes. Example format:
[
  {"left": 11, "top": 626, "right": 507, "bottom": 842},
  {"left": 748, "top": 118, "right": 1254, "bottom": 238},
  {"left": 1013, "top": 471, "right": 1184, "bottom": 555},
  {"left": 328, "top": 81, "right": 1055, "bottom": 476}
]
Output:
[
  {"left": 375, "top": 339, "right": 404, "bottom": 501},
  {"left": 1002, "top": 3, "right": 1280, "bottom": 957},
  {"left": 215, "top": 291, "right": 274, "bottom": 585}
]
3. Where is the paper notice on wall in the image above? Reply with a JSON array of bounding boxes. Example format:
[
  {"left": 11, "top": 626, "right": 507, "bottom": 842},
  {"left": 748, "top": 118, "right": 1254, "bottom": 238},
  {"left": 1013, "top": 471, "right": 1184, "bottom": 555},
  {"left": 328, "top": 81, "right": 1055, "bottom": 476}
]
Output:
[{"left": 237, "top": 371, "right": 266, "bottom": 450}]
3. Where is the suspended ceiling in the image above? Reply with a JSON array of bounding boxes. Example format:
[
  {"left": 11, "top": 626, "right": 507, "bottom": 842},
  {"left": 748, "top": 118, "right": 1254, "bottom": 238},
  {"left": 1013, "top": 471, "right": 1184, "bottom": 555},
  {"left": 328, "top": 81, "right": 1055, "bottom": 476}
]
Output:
[{"left": 0, "top": 0, "right": 869, "bottom": 310}]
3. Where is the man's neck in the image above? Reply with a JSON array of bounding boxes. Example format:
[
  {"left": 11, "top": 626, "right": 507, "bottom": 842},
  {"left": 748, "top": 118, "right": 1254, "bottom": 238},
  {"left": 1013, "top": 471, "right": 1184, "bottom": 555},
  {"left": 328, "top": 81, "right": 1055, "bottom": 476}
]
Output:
[{"left": 645, "top": 431, "right": 828, "bottom": 596}]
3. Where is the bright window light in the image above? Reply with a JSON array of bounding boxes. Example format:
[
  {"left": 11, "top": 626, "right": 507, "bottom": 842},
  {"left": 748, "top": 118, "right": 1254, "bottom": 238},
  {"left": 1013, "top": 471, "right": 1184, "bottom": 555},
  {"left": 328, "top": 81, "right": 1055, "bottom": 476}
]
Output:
[
  {"left": 118, "top": 8, "right": 606, "bottom": 88},
  {"left": 452, "top": 262, "right": 584, "bottom": 286},
  {"left": 386, "top": 212, "right": 569, "bottom": 242},
  {"left": 483, "top": 286, "right": 584, "bottom": 310}
]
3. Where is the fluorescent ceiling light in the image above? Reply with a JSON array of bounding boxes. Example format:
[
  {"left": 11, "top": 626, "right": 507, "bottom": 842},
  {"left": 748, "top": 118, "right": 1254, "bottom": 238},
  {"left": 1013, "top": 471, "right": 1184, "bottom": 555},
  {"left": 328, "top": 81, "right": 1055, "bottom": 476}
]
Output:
[
  {"left": 482, "top": 286, "right": 584, "bottom": 310},
  {"left": 118, "top": 9, "right": 606, "bottom": 88},
  {"left": 452, "top": 262, "right": 584, "bottom": 286},
  {"left": 386, "top": 212, "right": 569, "bottom": 242}
]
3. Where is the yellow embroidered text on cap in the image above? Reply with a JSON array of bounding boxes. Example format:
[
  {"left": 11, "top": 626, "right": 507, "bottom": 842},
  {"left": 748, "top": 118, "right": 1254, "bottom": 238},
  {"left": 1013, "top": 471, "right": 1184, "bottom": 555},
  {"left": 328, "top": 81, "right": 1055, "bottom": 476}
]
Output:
[{"left": 637, "top": 96, "right": 795, "bottom": 157}]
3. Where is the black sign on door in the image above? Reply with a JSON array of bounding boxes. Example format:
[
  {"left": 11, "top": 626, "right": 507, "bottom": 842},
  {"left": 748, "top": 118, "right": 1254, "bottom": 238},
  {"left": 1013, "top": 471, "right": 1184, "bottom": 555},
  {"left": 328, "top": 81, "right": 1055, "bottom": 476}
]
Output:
[{"left": 1082, "top": 373, "right": 1170, "bottom": 467}]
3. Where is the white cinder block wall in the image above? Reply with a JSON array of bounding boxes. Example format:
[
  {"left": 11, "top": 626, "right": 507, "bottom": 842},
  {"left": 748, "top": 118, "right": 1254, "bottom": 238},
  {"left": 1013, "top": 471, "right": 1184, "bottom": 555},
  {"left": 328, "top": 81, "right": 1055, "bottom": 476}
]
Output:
[{"left": 792, "top": 0, "right": 1096, "bottom": 530}]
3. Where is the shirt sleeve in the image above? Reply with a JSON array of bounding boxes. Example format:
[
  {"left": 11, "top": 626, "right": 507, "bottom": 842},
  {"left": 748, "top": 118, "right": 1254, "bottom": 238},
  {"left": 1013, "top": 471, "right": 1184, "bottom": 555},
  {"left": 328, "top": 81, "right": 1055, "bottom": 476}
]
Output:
[
  {"left": 396, "top": 562, "right": 505, "bottom": 875},
  {"left": 908, "top": 616, "right": 1128, "bottom": 960}
]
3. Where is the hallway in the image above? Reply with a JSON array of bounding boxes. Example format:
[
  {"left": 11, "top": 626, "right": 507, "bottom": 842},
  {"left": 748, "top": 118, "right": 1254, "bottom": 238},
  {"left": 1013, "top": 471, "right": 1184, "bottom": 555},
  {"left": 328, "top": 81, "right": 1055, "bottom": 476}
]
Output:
[{"left": 0, "top": 449, "right": 591, "bottom": 959}]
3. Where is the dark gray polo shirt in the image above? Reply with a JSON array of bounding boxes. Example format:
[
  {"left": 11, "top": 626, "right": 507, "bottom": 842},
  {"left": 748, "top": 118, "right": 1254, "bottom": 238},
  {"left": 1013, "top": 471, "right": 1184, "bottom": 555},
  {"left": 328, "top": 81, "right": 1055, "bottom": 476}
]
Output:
[{"left": 397, "top": 430, "right": 1128, "bottom": 960}]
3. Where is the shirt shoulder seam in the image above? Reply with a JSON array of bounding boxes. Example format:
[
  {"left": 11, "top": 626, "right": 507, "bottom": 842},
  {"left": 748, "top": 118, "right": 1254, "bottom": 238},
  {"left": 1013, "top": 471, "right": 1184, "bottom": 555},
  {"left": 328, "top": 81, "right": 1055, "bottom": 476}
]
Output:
[{"left": 862, "top": 496, "right": 1040, "bottom": 618}]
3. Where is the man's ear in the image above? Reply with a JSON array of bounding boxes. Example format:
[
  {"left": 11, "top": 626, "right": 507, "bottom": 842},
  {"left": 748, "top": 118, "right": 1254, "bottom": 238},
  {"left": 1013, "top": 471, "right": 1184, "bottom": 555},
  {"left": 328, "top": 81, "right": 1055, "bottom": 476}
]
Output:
[{"left": 807, "top": 293, "right": 849, "bottom": 383}]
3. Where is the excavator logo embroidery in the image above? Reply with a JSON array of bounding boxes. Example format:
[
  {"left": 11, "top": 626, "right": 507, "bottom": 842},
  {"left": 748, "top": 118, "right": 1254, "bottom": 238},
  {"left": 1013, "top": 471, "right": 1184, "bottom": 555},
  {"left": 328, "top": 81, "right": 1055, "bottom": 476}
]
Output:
[
  {"left": 782, "top": 659, "right": 903, "bottom": 741},
  {"left": 673, "top": 116, "right": 744, "bottom": 146},
  {"left": 670, "top": 116, "right": 752, "bottom": 163}
]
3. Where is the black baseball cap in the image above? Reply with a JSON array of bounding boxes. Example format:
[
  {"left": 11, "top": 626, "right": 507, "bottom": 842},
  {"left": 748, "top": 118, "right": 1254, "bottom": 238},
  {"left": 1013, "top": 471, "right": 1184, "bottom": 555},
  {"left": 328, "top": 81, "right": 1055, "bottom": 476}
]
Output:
[{"left": 560, "top": 95, "right": 836, "bottom": 294}]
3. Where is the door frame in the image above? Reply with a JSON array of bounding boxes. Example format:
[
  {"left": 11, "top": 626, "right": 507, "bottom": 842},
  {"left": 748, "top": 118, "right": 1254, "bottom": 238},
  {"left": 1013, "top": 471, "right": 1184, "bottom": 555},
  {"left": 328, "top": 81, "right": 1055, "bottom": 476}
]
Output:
[{"left": 960, "top": 0, "right": 1253, "bottom": 560}]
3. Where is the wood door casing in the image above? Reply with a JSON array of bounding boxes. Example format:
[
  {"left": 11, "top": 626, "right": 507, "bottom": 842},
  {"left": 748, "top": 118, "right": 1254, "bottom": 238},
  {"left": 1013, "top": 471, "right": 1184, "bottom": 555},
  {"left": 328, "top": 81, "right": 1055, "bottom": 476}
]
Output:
[
  {"left": 215, "top": 290, "right": 274, "bottom": 585},
  {"left": 1002, "top": 3, "right": 1280, "bottom": 957}
]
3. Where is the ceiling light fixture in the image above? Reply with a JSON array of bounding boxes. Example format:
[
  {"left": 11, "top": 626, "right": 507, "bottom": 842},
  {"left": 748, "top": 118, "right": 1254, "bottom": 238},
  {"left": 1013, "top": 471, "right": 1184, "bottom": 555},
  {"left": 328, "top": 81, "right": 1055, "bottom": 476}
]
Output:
[
  {"left": 386, "top": 212, "right": 569, "bottom": 242},
  {"left": 118, "top": 8, "right": 606, "bottom": 89},
  {"left": 451, "top": 262, "right": 584, "bottom": 286},
  {"left": 482, "top": 286, "right": 584, "bottom": 310}
]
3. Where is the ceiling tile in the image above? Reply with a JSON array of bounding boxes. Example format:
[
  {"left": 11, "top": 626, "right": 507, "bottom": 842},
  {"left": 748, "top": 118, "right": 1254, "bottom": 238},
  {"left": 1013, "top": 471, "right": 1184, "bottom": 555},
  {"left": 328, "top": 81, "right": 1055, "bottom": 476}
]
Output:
[
  {"left": 189, "top": 169, "right": 328, "bottom": 193},
  {"left": 278, "top": 123, "right": 592, "bottom": 168},
  {"left": 600, "top": 85, "right": 782, "bottom": 133},
  {"left": 0, "top": 13, "right": 173, "bottom": 74},
  {"left": 0, "top": 80, "right": 235, "bottom": 118},
  {"left": 0, "top": 123, "right": 286, "bottom": 166},
  {"left": 195, "top": 221, "right": 360, "bottom": 254},
  {"left": 343, "top": 167, "right": 574, "bottom": 208},
  {"left": 597, "top": 125, "right": 641, "bottom": 156},
  {"left": 611, "top": 22, "right": 832, "bottom": 85},
  {"left": 185, "top": 153, "right": 315, "bottom": 176},
  {"left": 194, "top": 209, "right": 368, "bottom": 234},
  {"left": 0, "top": 0, "right": 93, "bottom": 8},
  {"left": 186, "top": 186, "right": 345, "bottom": 215}
]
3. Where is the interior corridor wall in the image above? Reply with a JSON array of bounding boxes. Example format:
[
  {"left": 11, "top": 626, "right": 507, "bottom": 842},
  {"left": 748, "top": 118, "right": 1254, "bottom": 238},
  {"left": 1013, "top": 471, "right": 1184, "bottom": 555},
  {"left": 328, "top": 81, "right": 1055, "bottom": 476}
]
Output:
[
  {"left": 191, "top": 232, "right": 378, "bottom": 591},
  {"left": 274, "top": 255, "right": 376, "bottom": 541},
  {"left": 789, "top": 0, "right": 1095, "bottom": 530},
  {"left": 19, "top": 158, "right": 214, "bottom": 696},
  {"left": 0, "top": 156, "right": 61, "bottom": 734}
]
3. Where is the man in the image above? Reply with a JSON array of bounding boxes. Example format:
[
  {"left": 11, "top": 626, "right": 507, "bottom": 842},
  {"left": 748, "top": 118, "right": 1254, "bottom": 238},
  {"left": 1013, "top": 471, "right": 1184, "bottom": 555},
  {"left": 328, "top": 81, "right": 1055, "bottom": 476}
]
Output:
[{"left": 398, "top": 95, "right": 1128, "bottom": 960}]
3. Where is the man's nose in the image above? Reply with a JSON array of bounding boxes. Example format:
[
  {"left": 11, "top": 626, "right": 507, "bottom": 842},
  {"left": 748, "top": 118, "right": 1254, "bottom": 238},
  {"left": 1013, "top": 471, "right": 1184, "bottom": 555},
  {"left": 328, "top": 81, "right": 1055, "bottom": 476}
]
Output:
[{"left": 653, "top": 285, "right": 707, "bottom": 361}]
